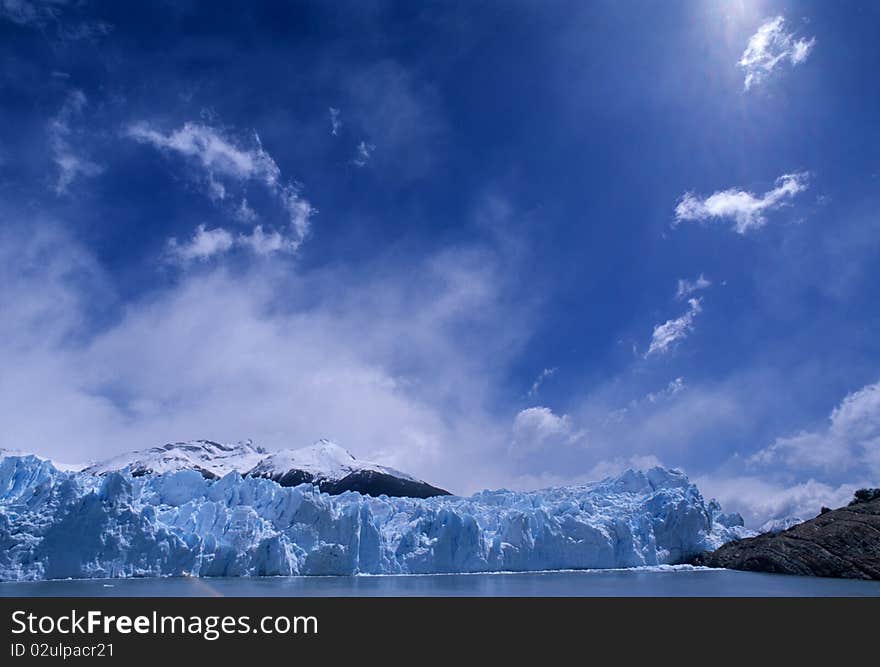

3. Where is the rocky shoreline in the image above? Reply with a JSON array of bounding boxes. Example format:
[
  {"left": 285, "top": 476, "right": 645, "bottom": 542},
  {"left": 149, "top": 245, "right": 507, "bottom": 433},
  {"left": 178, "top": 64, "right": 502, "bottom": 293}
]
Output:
[{"left": 694, "top": 496, "right": 880, "bottom": 580}]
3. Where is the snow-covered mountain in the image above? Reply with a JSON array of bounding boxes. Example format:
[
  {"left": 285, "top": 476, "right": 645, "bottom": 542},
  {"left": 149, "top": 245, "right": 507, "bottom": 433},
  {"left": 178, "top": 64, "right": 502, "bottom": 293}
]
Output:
[
  {"left": 758, "top": 516, "right": 805, "bottom": 535},
  {"left": 246, "top": 440, "right": 450, "bottom": 498},
  {"left": 82, "top": 439, "right": 267, "bottom": 479},
  {"left": 80, "top": 438, "right": 449, "bottom": 498},
  {"left": 0, "top": 452, "right": 750, "bottom": 580}
]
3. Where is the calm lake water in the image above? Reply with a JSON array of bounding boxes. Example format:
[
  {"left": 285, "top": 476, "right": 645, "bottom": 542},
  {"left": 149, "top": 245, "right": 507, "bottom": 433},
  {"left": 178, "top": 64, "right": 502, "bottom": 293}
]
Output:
[{"left": 2, "top": 568, "right": 879, "bottom": 597}]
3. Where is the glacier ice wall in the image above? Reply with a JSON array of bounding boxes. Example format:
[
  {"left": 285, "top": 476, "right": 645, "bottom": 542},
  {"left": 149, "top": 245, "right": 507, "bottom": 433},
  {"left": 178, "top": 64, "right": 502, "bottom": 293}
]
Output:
[{"left": 0, "top": 455, "right": 747, "bottom": 580}]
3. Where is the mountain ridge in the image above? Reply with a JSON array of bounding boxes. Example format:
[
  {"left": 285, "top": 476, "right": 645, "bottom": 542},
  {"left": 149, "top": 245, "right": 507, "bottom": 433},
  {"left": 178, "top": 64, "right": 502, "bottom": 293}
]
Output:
[{"left": 43, "top": 438, "right": 451, "bottom": 499}]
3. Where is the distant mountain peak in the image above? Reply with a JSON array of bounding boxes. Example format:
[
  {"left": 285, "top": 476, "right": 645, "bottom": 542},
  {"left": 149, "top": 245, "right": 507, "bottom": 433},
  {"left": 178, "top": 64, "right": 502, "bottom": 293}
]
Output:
[
  {"left": 75, "top": 438, "right": 450, "bottom": 498},
  {"left": 82, "top": 438, "right": 267, "bottom": 479},
  {"left": 244, "top": 440, "right": 450, "bottom": 498}
]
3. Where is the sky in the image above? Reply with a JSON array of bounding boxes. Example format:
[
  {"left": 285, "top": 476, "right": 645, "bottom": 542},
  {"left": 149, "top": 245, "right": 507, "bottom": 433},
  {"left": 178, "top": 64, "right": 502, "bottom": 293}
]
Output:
[{"left": 1, "top": 0, "right": 879, "bottom": 527}]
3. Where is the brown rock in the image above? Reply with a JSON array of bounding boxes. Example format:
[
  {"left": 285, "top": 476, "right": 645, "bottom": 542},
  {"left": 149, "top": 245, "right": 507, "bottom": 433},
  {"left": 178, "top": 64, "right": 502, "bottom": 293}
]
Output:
[{"left": 701, "top": 498, "right": 880, "bottom": 579}]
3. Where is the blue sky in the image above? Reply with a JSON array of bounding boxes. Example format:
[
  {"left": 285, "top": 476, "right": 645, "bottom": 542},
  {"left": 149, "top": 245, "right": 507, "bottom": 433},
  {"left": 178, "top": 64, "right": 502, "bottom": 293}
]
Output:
[{"left": 2, "top": 0, "right": 879, "bottom": 525}]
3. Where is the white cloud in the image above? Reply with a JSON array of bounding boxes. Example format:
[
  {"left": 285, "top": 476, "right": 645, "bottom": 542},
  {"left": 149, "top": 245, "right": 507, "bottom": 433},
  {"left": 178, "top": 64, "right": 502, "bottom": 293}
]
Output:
[
  {"left": 49, "top": 90, "right": 102, "bottom": 195},
  {"left": 646, "top": 298, "right": 702, "bottom": 357},
  {"left": 166, "top": 225, "right": 235, "bottom": 263},
  {"left": 646, "top": 377, "right": 685, "bottom": 403},
  {"left": 556, "top": 365, "right": 876, "bottom": 526},
  {"left": 238, "top": 225, "right": 300, "bottom": 256},
  {"left": 234, "top": 198, "right": 258, "bottom": 223},
  {"left": 0, "top": 222, "right": 109, "bottom": 349},
  {"left": 276, "top": 184, "right": 313, "bottom": 243},
  {"left": 510, "top": 406, "right": 582, "bottom": 456},
  {"left": 0, "top": 219, "right": 535, "bottom": 494},
  {"left": 126, "top": 121, "right": 313, "bottom": 261},
  {"left": 750, "top": 380, "right": 880, "bottom": 479},
  {"left": 738, "top": 16, "right": 816, "bottom": 90},
  {"left": 328, "top": 107, "right": 341, "bottom": 136},
  {"left": 674, "top": 172, "right": 809, "bottom": 234},
  {"left": 696, "top": 475, "right": 858, "bottom": 528},
  {"left": 352, "top": 140, "right": 375, "bottom": 167},
  {"left": 790, "top": 38, "right": 815, "bottom": 65},
  {"left": 527, "top": 367, "right": 557, "bottom": 397},
  {"left": 675, "top": 274, "right": 711, "bottom": 300},
  {"left": 127, "top": 121, "right": 281, "bottom": 186}
]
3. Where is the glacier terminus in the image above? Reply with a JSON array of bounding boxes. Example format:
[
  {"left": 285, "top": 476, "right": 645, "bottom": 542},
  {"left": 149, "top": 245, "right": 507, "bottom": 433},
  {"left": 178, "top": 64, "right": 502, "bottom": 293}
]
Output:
[{"left": 0, "top": 441, "right": 749, "bottom": 581}]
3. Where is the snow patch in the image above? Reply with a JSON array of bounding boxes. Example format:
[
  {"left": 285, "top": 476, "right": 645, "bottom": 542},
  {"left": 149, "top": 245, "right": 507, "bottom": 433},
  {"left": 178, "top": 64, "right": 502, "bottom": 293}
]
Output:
[
  {"left": 82, "top": 439, "right": 267, "bottom": 479},
  {"left": 246, "top": 439, "right": 419, "bottom": 483}
]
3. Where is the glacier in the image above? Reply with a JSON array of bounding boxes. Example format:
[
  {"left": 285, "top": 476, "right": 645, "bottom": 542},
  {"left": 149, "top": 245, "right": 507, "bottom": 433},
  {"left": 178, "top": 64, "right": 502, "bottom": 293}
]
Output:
[{"left": 0, "top": 454, "right": 749, "bottom": 581}]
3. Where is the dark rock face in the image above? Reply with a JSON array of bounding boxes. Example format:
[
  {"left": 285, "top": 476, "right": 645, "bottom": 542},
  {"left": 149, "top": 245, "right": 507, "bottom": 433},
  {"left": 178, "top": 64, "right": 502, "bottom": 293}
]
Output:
[
  {"left": 130, "top": 466, "right": 219, "bottom": 480},
  {"left": 699, "top": 498, "right": 880, "bottom": 579},
  {"left": 322, "top": 470, "right": 451, "bottom": 499},
  {"left": 248, "top": 469, "right": 451, "bottom": 499}
]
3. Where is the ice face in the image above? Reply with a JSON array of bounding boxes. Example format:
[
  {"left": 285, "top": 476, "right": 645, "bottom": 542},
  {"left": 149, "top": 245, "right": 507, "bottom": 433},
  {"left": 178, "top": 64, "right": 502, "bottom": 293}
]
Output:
[{"left": 0, "top": 454, "right": 749, "bottom": 581}]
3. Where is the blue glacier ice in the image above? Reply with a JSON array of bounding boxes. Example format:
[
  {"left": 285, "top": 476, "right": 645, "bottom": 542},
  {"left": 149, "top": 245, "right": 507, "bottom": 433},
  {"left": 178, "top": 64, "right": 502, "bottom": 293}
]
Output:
[{"left": 0, "top": 454, "right": 749, "bottom": 580}]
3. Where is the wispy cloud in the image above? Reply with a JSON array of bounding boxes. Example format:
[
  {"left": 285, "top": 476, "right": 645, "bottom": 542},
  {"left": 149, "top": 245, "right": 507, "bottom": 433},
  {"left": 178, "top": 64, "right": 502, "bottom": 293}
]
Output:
[
  {"left": 166, "top": 225, "right": 234, "bottom": 263},
  {"left": 739, "top": 16, "right": 816, "bottom": 90},
  {"left": 1, "top": 0, "right": 111, "bottom": 39},
  {"left": 606, "top": 377, "right": 688, "bottom": 424},
  {"left": 328, "top": 107, "right": 341, "bottom": 136},
  {"left": 646, "top": 377, "right": 685, "bottom": 403},
  {"left": 345, "top": 61, "right": 444, "bottom": 179},
  {"left": 49, "top": 90, "right": 102, "bottom": 195},
  {"left": 675, "top": 274, "right": 711, "bottom": 300},
  {"left": 1, "top": 0, "right": 65, "bottom": 26},
  {"left": 674, "top": 172, "right": 809, "bottom": 234},
  {"left": 126, "top": 121, "right": 314, "bottom": 261},
  {"left": 127, "top": 121, "right": 281, "bottom": 187},
  {"left": 165, "top": 223, "right": 303, "bottom": 263},
  {"left": 646, "top": 298, "right": 702, "bottom": 357},
  {"left": 238, "top": 225, "right": 300, "bottom": 256},
  {"left": 527, "top": 367, "right": 557, "bottom": 398},
  {"left": 352, "top": 140, "right": 375, "bottom": 167}
]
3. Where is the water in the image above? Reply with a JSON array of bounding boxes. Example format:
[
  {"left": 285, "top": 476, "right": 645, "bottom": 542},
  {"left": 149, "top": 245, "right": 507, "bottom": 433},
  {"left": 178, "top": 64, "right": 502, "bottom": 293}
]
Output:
[{"left": 2, "top": 568, "right": 879, "bottom": 596}]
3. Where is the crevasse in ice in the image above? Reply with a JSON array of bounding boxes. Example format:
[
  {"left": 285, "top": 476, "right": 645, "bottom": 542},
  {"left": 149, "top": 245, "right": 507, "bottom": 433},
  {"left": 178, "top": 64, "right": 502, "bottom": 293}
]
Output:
[{"left": 0, "top": 454, "right": 748, "bottom": 580}]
